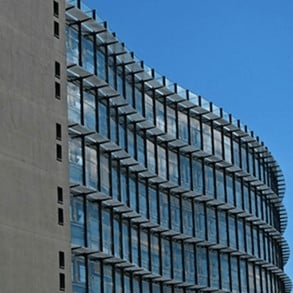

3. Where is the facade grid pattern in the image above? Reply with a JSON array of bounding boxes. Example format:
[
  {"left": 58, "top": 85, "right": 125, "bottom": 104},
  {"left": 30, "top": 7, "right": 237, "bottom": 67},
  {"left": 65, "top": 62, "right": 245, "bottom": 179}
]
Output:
[{"left": 65, "top": 1, "right": 291, "bottom": 292}]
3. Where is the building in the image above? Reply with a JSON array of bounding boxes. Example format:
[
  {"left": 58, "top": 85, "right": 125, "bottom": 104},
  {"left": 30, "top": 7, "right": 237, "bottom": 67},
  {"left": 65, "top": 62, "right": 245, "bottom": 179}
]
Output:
[{"left": 0, "top": 0, "right": 291, "bottom": 292}]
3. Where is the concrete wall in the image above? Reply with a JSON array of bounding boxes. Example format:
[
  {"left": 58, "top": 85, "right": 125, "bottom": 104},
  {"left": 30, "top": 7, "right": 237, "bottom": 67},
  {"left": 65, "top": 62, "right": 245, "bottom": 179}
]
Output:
[{"left": 0, "top": 0, "right": 71, "bottom": 292}]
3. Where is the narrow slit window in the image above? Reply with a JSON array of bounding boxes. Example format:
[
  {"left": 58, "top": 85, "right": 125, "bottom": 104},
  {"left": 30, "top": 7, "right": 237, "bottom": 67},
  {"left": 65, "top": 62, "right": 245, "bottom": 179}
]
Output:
[
  {"left": 55, "top": 61, "right": 61, "bottom": 78},
  {"left": 59, "top": 251, "right": 65, "bottom": 268},
  {"left": 57, "top": 187, "right": 63, "bottom": 203},
  {"left": 59, "top": 273, "right": 65, "bottom": 291},
  {"left": 54, "top": 1, "right": 59, "bottom": 17},
  {"left": 56, "top": 123, "right": 62, "bottom": 140},
  {"left": 58, "top": 208, "right": 64, "bottom": 225},
  {"left": 54, "top": 21, "right": 60, "bottom": 38},
  {"left": 56, "top": 144, "right": 62, "bottom": 161},
  {"left": 55, "top": 82, "right": 61, "bottom": 99}
]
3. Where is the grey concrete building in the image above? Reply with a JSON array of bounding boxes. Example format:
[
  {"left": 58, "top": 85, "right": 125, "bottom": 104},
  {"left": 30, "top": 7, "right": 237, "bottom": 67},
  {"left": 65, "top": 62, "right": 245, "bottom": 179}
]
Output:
[
  {"left": 0, "top": 0, "right": 71, "bottom": 292},
  {"left": 0, "top": 0, "right": 291, "bottom": 292}
]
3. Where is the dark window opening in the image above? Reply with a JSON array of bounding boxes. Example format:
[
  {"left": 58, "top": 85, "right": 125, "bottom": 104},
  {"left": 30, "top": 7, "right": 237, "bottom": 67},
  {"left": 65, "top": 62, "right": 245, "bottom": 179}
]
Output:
[
  {"left": 57, "top": 187, "right": 63, "bottom": 203},
  {"left": 59, "top": 251, "right": 65, "bottom": 268},
  {"left": 55, "top": 82, "right": 61, "bottom": 99},
  {"left": 59, "top": 273, "right": 65, "bottom": 291},
  {"left": 54, "top": 21, "right": 60, "bottom": 38},
  {"left": 56, "top": 123, "right": 62, "bottom": 140},
  {"left": 54, "top": 1, "right": 59, "bottom": 17},
  {"left": 56, "top": 144, "right": 62, "bottom": 161},
  {"left": 58, "top": 208, "right": 64, "bottom": 225},
  {"left": 55, "top": 61, "right": 61, "bottom": 78}
]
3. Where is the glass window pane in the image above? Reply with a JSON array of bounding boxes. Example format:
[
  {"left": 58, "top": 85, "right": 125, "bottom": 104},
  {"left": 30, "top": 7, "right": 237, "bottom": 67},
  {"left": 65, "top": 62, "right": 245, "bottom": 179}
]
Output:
[
  {"left": 69, "top": 137, "right": 83, "bottom": 184},
  {"left": 85, "top": 146, "right": 97, "bottom": 189},
  {"left": 67, "top": 82, "right": 81, "bottom": 124},
  {"left": 82, "top": 36, "right": 94, "bottom": 73}
]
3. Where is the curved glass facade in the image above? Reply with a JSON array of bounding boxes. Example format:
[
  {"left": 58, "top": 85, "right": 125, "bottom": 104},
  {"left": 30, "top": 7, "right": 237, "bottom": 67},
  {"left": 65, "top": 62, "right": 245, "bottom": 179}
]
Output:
[{"left": 66, "top": 1, "right": 291, "bottom": 292}]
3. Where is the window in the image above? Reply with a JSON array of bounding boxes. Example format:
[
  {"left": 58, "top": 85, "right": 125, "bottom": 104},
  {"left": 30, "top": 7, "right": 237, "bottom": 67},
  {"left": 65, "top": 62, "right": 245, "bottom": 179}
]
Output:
[
  {"left": 58, "top": 208, "right": 64, "bottom": 225},
  {"left": 59, "top": 251, "right": 65, "bottom": 268},
  {"left": 54, "top": 21, "right": 60, "bottom": 38},
  {"left": 54, "top": 1, "right": 59, "bottom": 17},
  {"left": 56, "top": 123, "right": 62, "bottom": 140},
  {"left": 55, "top": 61, "right": 61, "bottom": 78},
  {"left": 55, "top": 81, "right": 61, "bottom": 99},
  {"left": 59, "top": 273, "right": 65, "bottom": 291},
  {"left": 57, "top": 186, "right": 63, "bottom": 203},
  {"left": 56, "top": 144, "right": 62, "bottom": 161}
]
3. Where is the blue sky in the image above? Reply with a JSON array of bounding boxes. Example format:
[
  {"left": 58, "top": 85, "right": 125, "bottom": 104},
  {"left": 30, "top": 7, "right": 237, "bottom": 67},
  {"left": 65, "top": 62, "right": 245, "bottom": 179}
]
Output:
[{"left": 87, "top": 0, "right": 293, "bottom": 279}]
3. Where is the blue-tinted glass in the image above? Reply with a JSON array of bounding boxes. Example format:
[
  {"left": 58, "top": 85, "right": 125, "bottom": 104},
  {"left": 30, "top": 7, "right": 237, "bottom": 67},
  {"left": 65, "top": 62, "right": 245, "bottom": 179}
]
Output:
[
  {"left": 96, "top": 49, "right": 106, "bottom": 80},
  {"left": 173, "top": 241, "right": 183, "bottom": 281},
  {"left": 192, "top": 160, "right": 203, "bottom": 194},
  {"left": 216, "top": 169, "right": 225, "bottom": 201},
  {"left": 167, "top": 107, "right": 176, "bottom": 136},
  {"left": 160, "top": 192, "right": 169, "bottom": 228},
  {"left": 98, "top": 102, "right": 108, "bottom": 137},
  {"left": 103, "top": 265, "right": 113, "bottom": 292},
  {"left": 84, "top": 91, "right": 96, "bottom": 130},
  {"left": 197, "top": 246, "right": 207, "bottom": 286},
  {"left": 205, "top": 165, "right": 214, "bottom": 197},
  {"left": 224, "top": 135, "right": 232, "bottom": 163},
  {"left": 129, "top": 177, "right": 136, "bottom": 211},
  {"left": 149, "top": 187, "right": 158, "bottom": 223},
  {"left": 218, "top": 211, "right": 227, "bottom": 246},
  {"left": 156, "top": 100, "right": 165, "bottom": 131},
  {"left": 231, "top": 256, "right": 239, "bottom": 292},
  {"left": 68, "top": 82, "right": 81, "bottom": 124},
  {"left": 145, "top": 94, "right": 154, "bottom": 123},
  {"left": 125, "top": 80, "right": 133, "bottom": 104},
  {"left": 113, "top": 217, "right": 121, "bottom": 257},
  {"left": 69, "top": 137, "right": 83, "bottom": 184},
  {"left": 157, "top": 145, "right": 167, "bottom": 178},
  {"left": 208, "top": 207, "right": 217, "bottom": 243},
  {"left": 100, "top": 154, "right": 110, "bottom": 194},
  {"left": 85, "top": 146, "right": 97, "bottom": 189},
  {"left": 195, "top": 203, "right": 205, "bottom": 239},
  {"left": 180, "top": 155, "right": 190, "bottom": 189},
  {"left": 178, "top": 112, "right": 188, "bottom": 141},
  {"left": 221, "top": 253, "right": 230, "bottom": 290},
  {"left": 140, "top": 230, "right": 149, "bottom": 269},
  {"left": 70, "top": 197, "right": 85, "bottom": 246},
  {"left": 240, "top": 260, "right": 248, "bottom": 292},
  {"left": 151, "top": 234, "right": 160, "bottom": 274},
  {"left": 137, "top": 135, "right": 145, "bottom": 165},
  {"left": 138, "top": 182, "right": 147, "bottom": 218},
  {"left": 184, "top": 244, "right": 195, "bottom": 283},
  {"left": 87, "top": 202, "right": 99, "bottom": 249},
  {"left": 171, "top": 195, "right": 181, "bottom": 232},
  {"left": 169, "top": 150, "right": 178, "bottom": 184},
  {"left": 202, "top": 123, "right": 212, "bottom": 153},
  {"left": 131, "top": 227, "right": 139, "bottom": 265},
  {"left": 82, "top": 36, "right": 94, "bottom": 73},
  {"left": 209, "top": 250, "right": 219, "bottom": 288},
  {"left": 102, "top": 209, "right": 111, "bottom": 254},
  {"left": 72, "top": 257, "right": 86, "bottom": 293},
  {"left": 66, "top": 26, "right": 79, "bottom": 64},
  {"left": 233, "top": 140, "right": 240, "bottom": 168},
  {"left": 147, "top": 140, "right": 155, "bottom": 173},
  {"left": 122, "top": 221, "right": 129, "bottom": 260},
  {"left": 226, "top": 175, "right": 234, "bottom": 205},
  {"left": 89, "top": 261, "right": 101, "bottom": 293},
  {"left": 229, "top": 215, "right": 236, "bottom": 249},
  {"left": 162, "top": 238, "right": 171, "bottom": 278},
  {"left": 190, "top": 118, "right": 201, "bottom": 148},
  {"left": 182, "top": 199, "right": 193, "bottom": 236},
  {"left": 214, "top": 128, "right": 222, "bottom": 158}
]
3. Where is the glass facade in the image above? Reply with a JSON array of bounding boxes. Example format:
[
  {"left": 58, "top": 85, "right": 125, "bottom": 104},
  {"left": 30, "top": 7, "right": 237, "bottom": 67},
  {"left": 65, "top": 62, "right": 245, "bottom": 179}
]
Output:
[{"left": 65, "top": 2, "right": 291, "bottom": 292}]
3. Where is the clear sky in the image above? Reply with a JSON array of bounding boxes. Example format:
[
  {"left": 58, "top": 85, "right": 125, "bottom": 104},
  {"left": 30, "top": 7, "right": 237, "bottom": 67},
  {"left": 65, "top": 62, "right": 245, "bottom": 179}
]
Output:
[{"left": 86, "top": 0, "right": 293, "bottom": 280}]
